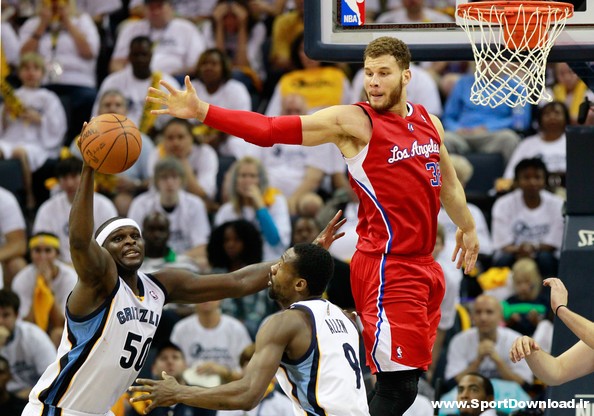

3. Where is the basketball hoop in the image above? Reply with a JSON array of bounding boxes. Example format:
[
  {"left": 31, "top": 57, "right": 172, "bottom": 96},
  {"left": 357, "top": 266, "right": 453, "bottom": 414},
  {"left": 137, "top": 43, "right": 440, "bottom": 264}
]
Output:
[{"left": 456, "top": 1, "right": 573, "bottom": 108}]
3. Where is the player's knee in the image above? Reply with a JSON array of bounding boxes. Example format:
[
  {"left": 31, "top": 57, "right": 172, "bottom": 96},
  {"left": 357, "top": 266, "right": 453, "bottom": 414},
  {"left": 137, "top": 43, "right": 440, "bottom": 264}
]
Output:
[{"left": 374, "top": 369, "right": 421, "bottom": 411}]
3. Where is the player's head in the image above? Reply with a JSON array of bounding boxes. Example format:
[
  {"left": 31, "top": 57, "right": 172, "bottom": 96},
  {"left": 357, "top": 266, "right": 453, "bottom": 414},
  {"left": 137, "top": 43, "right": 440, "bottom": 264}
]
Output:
[
  {"left": 95, "top": 217, "right": 144, "bottom": 272},
  {"left": 364, "top": 36, "right": 411, "bottom": 71},
  {"left": 269, "top": 243, "right": 334, "bottom": 306},
  {"left": 362, "top": 37, "right": 411, "bottom": 112},
  {"left": 457, "top": 373, "right": 495, "bottom": 416}
]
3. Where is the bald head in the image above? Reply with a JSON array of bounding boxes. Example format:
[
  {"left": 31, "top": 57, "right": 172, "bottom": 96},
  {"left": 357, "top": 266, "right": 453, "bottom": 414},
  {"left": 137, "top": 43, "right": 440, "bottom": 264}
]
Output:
[{"left": 472, "top": 295, "right": 503, "bottom": 335}]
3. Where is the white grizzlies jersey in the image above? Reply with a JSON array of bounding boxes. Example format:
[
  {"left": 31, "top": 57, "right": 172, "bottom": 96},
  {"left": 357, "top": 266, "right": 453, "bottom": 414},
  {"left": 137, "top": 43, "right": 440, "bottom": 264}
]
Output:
[
  {"left": 275, "top": 299, "right": 369, "bottom": 416},
  {"left": 26, "top": 272, "right": 167, "bottom": 416}
]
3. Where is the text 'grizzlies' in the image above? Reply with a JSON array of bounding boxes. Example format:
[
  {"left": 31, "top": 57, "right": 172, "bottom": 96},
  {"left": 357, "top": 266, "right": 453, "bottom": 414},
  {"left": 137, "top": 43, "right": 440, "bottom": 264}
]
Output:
[{"left": 116, "top": 307, "right": 160, "bottom": 327}]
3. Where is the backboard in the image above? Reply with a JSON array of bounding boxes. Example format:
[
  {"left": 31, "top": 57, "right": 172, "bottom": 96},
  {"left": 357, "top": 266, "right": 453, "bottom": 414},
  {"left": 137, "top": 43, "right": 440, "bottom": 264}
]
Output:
[{"left": 304, "top": 0, "right": 594, "bottom": 62}]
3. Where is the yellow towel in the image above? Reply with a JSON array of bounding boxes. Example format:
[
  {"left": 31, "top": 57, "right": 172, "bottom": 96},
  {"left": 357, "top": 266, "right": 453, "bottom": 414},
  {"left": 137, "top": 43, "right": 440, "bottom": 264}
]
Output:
[
  {"left": 477, "top": 267, "right": 511, "bottom": 291},
  {"left": 33, "top": 275, "right": 55, "bottom": 331}
]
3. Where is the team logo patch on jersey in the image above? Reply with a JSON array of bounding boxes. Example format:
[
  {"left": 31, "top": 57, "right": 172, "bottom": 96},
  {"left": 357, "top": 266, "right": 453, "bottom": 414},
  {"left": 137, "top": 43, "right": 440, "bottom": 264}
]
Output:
[
  {"left": 396, "top": 346, "right": 403, "bottom": 359},
  {"left": 149, "top": 290, "right": 158, "bottom": 300}
]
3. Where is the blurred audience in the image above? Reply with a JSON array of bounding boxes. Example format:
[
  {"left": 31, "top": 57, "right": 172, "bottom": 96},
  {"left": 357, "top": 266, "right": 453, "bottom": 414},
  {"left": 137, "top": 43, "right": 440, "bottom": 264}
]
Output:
[{"left": 0, "top": 187, "right": 27, "bottom": 288}]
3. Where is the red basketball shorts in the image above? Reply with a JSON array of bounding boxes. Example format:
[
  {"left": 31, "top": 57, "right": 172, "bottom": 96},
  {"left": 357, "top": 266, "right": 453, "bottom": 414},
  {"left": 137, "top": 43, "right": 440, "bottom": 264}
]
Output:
[{"left": 350, "top": 250, "right": 445, "bottom": 373}]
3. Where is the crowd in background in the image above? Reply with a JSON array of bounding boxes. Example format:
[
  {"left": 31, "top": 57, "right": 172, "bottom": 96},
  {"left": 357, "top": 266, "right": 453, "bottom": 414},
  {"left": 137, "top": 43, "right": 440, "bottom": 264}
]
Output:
[{"left": 1, "top": 0, "right": 593, "bottom": 415}]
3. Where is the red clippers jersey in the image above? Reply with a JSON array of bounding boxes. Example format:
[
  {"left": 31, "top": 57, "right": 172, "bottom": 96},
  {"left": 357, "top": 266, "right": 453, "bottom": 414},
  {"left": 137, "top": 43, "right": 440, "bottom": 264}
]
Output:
[{"left": 346, "top": 102, "right": 441, "bottom": 256}]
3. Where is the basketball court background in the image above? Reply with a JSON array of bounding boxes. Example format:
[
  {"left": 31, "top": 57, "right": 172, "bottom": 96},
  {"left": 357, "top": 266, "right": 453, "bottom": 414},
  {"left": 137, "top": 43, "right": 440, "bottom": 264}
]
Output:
[{"left": 304, "top": 1, "right": 594, "bottom": 414}]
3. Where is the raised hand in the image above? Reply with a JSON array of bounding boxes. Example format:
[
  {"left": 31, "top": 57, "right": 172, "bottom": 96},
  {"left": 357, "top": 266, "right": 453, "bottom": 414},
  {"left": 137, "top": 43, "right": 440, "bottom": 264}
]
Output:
[
  {"left": 543, "top": 277, "right": 568, "bottom": 312},
  {"left": 129, "top": 372, "right": 182, "bottom": 414},
  {"left": 510, "top": 335, "right": 541, "bottom": 363},
  {"left": 312, "top": 210, "right": 346, "bottom": 250},
  {"left": 146, "top": 76, "right": 207, "bottom": 120}
]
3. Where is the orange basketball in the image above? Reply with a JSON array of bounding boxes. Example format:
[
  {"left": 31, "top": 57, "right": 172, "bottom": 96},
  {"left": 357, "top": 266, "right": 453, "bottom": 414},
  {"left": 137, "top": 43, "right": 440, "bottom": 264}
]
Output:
[{"left": 80, "top": 113, "right": 142, "bottom": 174}]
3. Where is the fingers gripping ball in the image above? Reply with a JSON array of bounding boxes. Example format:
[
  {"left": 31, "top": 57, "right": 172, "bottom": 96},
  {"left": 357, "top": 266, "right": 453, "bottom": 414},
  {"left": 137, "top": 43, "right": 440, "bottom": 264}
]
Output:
[{"left": 80, "top": 113, "right": 142, "bottom": 174}]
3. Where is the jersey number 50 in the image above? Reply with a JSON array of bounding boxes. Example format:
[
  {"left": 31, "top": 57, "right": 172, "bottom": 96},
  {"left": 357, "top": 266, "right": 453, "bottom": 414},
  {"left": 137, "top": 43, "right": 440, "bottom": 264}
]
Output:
[{"left": 120, "top": 332, "right": 153, "bottom": 371}]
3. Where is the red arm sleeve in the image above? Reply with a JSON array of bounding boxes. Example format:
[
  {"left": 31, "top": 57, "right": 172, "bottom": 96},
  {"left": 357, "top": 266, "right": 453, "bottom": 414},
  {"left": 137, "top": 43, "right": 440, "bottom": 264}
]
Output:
[{"left": 203, "top": 105, "right": 303, "bottom": 147}]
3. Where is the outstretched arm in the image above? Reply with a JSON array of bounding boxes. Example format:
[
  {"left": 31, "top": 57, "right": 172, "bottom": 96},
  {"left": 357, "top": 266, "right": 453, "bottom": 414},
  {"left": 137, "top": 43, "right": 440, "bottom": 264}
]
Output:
[
  {"left": 158, "top": 211, "right": 346, "bottom": 304},
  {"left": 146, "top": 77, "right": 369, "bottom": 152},
  {"left": 129, "top": 310, "right": 300, "bottom": 412},
  {"left": 68, "top": 132, "right": 118, "bottom": 315},
  {"left": 432, "top": 115, "right": 479, "bottom": 273},
  {"left": 510, "top": 336, "right": 594, "bottom": 385},
  {"left": 545, "top": 278, "right": 594, "bottom": 350}
]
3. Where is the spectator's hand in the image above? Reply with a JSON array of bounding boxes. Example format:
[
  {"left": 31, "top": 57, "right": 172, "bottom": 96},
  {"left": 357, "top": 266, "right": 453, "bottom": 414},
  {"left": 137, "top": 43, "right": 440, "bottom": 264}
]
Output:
[
  {"left": 0, "top": 326, "right": 9, "bottom": 347},
  {"left": 246, "top": 184, "right": 265, "bottom": 209},
  {"left": 517, "top": 242, "right": 535, "bottom": 258},
  {"left": 148, "top": 76, "right": 204, "bottom": 120},
  {"left": 195, "top": 361, "right": 229, "bottom": 377},
  {"left": 212, "top": 2, "right": 229, "bottom": 22},
  {"left": 312, "top": 210, "right": 346, "bottom": 250},
  {"left": 129, "top": 371, "right": 185, "bottom": 413},
  {"left": 527, "top": 309, "right": 541, "bottom": 326},
  {"left": 20, "top": 107, "right": 42, "bottom": 124},
  {"left": 510, "top": 335, "right": 540, "bottom": 363},
  {"left": 230, "top": 2, "right": 248, "bottom": 22},
  {"left": 543, "top": 277, "right": 568, "bottom": 313},
  {"left": 37, "top": 260, "right": 54, "bottom": 284},
  {"left": 38, "top": 5, "right": 52, "bottom": 28},
  {"left": 478, "top": 339, "right": 495, "bottom": 358},
  {"left": 57, "top": 4, "right": 71, "bottom": 28},
  {"left": 452, "top": 227, "right": 479, "bottom": 274}
]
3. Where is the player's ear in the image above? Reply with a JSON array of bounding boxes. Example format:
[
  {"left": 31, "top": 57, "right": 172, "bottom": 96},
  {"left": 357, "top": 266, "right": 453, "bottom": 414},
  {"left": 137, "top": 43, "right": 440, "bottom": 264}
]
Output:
[
  {"left": 402, "top": 68, "right": 412, "bottom": 86},
  {"left": 295, "top": 278, "right": 308, "bottom": 293}
]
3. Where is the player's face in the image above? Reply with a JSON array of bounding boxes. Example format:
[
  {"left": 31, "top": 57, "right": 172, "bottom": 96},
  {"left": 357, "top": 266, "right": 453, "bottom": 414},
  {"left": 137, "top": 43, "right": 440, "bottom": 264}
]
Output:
[
  {"left": 363, "top": 55, "right": 409, "bottom": 112},
  {"left": 268, "top": 249, "right": 299, "bottom": 306},
  {"left": 104, "top": 226, "right": 145, "bottom": 270},
  {"left": 457, "top": 375, "right": 491, "bottom": 416}
]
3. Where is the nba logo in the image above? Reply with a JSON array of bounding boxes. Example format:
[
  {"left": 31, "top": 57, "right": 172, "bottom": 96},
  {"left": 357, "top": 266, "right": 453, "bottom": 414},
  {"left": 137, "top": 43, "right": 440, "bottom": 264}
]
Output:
[{"left": 341, "top": 0, "right": 365, "bottom": 26}]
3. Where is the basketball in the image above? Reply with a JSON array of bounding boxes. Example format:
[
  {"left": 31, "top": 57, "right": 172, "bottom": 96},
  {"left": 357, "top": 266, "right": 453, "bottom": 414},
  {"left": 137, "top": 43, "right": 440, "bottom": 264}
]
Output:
[{"left": 79, "top": 113, "right": 142, "bottom": 174}]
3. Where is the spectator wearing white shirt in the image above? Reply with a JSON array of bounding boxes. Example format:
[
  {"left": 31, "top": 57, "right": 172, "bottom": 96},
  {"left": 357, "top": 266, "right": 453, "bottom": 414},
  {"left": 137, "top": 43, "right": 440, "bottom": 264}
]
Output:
[
  {"left": 503, "top": 101, "right": 569, "bottom": 192},
  {"left": 11, "top": 232, "right": 77, "bottom": 346},
  {"left": 110, "top": 0, "right": 206, "bottom": 78},
  {"left": 214, "top": 156, "right": 291, "bottom": 261},
  {"left": 148, "top": 118, "right": 219, "bottom": 207},
  {"left": 128, "top": 157, "right": 211, "bottom": 269},
  {"left": 32, "top": 157, "right": 118, "bottom": 264},
  {"left": 19, "top": 0, "right": 100, "bottom": 144},
  {"left": 0, "top": 187, "right": 27, "bottom": 288},
  {"left": 92, "top": 36, "right": 180, "bottom": 135},
  {"left": 191, "top": 48, "right": 255, "bottom": 160},
  {"left": 492, "top": 158, "right": 564, "bottom": 278},
  {"left": 0, "top": 289, "right": 56, "bottom": 399},
  {"left": 445, "top": 295, "right": 533, "bottom": 386}
]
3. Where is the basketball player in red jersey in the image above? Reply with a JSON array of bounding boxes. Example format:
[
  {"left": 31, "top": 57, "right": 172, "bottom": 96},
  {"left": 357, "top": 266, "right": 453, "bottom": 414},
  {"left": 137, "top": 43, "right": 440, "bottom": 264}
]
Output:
[{"left": 147, "top": 36, "right": 480, "bottom": 416}]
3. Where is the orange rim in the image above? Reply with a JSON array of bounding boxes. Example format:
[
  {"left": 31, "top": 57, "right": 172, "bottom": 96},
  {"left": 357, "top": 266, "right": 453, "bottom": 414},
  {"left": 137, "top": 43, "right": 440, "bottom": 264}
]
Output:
[{"left": 456, "top": 1, "right": 574, "bottom": 21}]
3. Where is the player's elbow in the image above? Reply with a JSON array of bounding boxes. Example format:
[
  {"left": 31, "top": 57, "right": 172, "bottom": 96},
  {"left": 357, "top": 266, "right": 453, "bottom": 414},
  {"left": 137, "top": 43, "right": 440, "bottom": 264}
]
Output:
[{"left": 235, "top": 391, "right": 261, "bottom": 411}]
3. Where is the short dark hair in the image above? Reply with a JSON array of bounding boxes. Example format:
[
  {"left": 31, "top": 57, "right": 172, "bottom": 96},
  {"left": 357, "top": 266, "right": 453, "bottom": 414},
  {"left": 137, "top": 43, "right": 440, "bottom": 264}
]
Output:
[
  {"left": 514, "top": 157, "right": 548, "bottom": 181},
  {"left": 130, "top": 35, "right": 152, "bottom": 49},
  {"left": 291, "top": 243, "right": 334, "bottom": 296},
  {"left": 464, "top": 372, "right": 495, "bottom": 398},
  {"left": 537, "top": 101, "right": 570, "bottom": 127},
  {"left": 55, "top": 157, "right": 83, "bottom": 178},
  {"left": 155, "top": 341, "right": 184, "bottom": 359},
  {"left": 207, "top": 220, "right": 263, "bottom": 268},
  {"left": 0, "top": 289, "right": 20, "bottom": 313}
]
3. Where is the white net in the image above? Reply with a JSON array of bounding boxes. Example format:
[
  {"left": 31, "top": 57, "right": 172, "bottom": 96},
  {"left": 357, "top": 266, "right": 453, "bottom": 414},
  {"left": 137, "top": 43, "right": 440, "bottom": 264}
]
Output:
[{"left": 457, "top": 2, "right": 573, "bottom": 108}]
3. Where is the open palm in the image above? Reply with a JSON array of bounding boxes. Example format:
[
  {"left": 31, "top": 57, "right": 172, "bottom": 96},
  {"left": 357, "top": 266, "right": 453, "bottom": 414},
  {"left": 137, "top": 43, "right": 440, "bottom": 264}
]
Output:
[{"left": 146, "top": 75, "right": 202, "bottom": 120}]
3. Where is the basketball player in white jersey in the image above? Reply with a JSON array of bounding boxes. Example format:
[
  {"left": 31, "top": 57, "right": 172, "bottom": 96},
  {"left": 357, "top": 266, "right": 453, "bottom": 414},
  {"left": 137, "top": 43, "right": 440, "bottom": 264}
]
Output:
[
  {"left": 130, "top": 243, "right": 369, "bottom": 416},
  {"left": 21, "top": 153, "right": 345, "bottom": 416}
]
